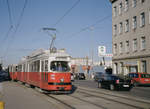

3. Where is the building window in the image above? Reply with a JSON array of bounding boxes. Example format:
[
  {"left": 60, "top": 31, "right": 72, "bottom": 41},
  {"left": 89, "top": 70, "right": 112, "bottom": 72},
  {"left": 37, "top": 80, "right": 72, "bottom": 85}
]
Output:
[
  {"left": 119, "top": 22, "right": 123, "bottom": 34},
  {"left": 141, "top": 36, "right": 146, "bottom": 50},
  {"left": 141, "top": 0, "right": 145, "bottom": 3},
  {"left": 141, "top": 61, "right": 146, "bottom": 72},
  {"left": 132, "top": 0, "right": 136, "bottom": 8},
  {"left": 149, "top": 9, "right": 150, "bottom": 24},
  {"left": 113, "top": 25, "right": 117, "bottom": 36},
  {"left": 133, "top": 39, "right": 137, "bottom": 51},
  {"left": 124, "top": 0, "right": 129, "bottom": 12},
  {"left": 125, "top": 41, "right": 129, "bottom": 53},
  {"left": 119, "top": 2, "right": 122, "bottom": 15},
  {"left": 125, "top": 19, "right": 129, "bottom": 32},
  {"left": 113, "top": 6, "right": 117, "bottom": 17},
  {"left": 114, "top": 63, "right": 118, "bottom": 74},
  {"left": 132, "top": 16, "right": 137, "bottom": 29},
  {"left": 119, "top": 42, "right": 123, "bottom": 54},
  {"left": 120, "top": 62, "right": 124, "bottom": 74},
  {"left": 113, "top": 44, "right": 117, "bottom": 55},
  {"left": 140, "top": 12, "right": 145, "bottom": 27}
]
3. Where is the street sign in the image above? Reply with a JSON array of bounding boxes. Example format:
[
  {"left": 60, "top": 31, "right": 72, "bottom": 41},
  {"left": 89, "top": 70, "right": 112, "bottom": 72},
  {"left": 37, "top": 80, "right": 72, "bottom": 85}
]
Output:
[
  {"left": 104, "top": 54, "right": 113, "bottom": 57},
  {"left": 98, "top": 46, "right": 106, "bottom": 56}
]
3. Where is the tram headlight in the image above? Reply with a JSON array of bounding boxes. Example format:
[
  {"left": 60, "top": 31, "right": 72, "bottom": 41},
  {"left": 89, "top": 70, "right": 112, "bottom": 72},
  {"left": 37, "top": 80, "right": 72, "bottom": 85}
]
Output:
[{"left": 60, "top": 78, "right": 64, "bottom": 82}]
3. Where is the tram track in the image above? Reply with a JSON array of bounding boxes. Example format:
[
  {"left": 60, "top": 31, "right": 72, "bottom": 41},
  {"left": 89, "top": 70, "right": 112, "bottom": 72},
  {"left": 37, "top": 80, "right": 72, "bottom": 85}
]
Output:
[
  {"left": 11, "top": 82, "right": 107, "bottom": 109},
  {"left": 75, "top": 87, "right": 150, "bottom": 109},
  {"left": 77, "top": 86, "right": 150, "bottom": 105},
  {"left": 76, "top": 90, "right": 144, "bottom": 109},
  {"left": 46, "top": 93, "right": 108, "bottom": 109},
  {"left": 46, "top": 94, "right": 76, "bottom": 109}
]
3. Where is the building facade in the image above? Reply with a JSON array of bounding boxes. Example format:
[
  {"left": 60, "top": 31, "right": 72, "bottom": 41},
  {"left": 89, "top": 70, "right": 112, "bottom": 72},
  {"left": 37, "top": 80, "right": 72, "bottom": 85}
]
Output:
[{"left": 110, "top": 0, "right": 150, "bottom": 75}]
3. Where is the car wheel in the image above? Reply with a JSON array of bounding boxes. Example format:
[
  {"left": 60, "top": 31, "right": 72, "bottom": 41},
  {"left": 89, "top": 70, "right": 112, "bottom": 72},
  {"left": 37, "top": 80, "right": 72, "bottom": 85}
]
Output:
[
  {"left": 110, "top": 84, "right": 115, "bottom": 91},
  {"left": 98, "top": 82, "right": 102, "bottom": 88}
]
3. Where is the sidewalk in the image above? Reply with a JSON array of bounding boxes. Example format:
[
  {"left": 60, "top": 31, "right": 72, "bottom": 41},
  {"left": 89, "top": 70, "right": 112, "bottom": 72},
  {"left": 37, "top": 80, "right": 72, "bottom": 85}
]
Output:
[{"left": 0, "top": 82, "right": 3, "bottom": 99}]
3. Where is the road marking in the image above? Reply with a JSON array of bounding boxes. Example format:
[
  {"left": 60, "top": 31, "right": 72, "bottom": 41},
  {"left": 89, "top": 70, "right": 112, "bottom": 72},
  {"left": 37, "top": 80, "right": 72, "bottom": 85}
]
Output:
[{"left": 0, "top": 101, "right": 4, "bottom": 109}]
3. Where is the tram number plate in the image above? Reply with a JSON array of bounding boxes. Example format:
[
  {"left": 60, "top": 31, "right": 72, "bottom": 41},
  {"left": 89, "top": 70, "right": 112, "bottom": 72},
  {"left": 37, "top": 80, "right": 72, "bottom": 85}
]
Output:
[{"left": 123, "top": 85, "right": 129, "bottom": 87}]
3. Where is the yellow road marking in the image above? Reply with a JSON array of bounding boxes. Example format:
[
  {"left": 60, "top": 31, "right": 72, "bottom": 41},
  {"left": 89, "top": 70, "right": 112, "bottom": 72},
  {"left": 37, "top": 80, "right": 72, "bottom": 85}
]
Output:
[{"left": 0, "top": 102, "right": 4, "bottom": 109}]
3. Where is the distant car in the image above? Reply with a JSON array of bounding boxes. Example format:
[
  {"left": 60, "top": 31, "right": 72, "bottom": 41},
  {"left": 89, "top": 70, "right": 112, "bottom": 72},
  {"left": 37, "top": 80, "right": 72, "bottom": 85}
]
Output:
[
  {"left": 76, "top": 73, "right": 86, "bottom": 80},
  {"left": 128, "top": 72, "right": 150, "bottom": 86},
  {"left": 94, "top": 72, "right": 103, "bottom": 81},
  {"left": 97, "top": 74, "right": 133, "bottom": 91},
  {"left": 71, "top": 73, "right": 74, "bottom": 82}
]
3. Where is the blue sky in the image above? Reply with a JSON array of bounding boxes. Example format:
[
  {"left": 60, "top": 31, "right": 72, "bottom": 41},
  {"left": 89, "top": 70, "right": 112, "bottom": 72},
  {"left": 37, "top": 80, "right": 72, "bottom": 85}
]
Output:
[{"left": 0, "top": 0, "right": 112, "bottom": 66}]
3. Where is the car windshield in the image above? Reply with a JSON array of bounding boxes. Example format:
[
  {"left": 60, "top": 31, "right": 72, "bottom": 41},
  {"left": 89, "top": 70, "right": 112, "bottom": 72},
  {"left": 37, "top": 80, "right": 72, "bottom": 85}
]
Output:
[
  {"left": 141, "top": 74, "right": 150, "bottom": 78},
  {"left": 111, "top": 76, "right": 119, "bottom": 80},
  {"left": 95, "top": 72, "right": 103, "bottom": 75},
  {"left": 50, "top": 61, "right": 70, "bottom": 72}
]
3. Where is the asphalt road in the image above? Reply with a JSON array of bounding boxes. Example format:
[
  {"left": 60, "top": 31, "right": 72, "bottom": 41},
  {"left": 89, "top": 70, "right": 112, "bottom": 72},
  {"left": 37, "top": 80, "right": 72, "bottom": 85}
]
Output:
[{"left": 73, "top": 80, "right": 150, "bottom": 101}]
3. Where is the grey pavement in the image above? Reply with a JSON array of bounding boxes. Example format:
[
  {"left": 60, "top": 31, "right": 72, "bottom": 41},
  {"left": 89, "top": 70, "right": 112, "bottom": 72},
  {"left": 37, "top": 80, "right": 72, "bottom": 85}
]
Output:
[{"left": 0, "top": 82, "right": 57, "bottom": 109}]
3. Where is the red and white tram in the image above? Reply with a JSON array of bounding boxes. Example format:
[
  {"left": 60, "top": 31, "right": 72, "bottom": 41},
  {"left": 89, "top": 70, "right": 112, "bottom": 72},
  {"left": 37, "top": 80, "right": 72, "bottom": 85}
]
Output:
[{"left": 9, "top": 49, "right": 72, "bottom": 93}]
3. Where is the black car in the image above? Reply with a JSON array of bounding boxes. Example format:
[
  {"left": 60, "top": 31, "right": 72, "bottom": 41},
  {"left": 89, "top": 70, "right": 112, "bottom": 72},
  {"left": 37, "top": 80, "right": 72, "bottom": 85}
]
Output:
[
  {"left": 97, "top": 74, "right": 133, "bottom": 91},
  {"left": 93, "top": 72, "right": 103, "bottom": 81},
  {"left": 0, "top": 71, "right": 10, "bottom": 81},
  {"left": 76, "top": 73, "right": 86, "bottom": 80}
]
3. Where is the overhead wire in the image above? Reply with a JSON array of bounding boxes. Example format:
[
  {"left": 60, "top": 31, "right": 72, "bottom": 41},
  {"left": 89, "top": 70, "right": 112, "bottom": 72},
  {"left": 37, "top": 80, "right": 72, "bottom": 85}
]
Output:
[
  {"left": 3, "top": 0, "right": 28, "bottom": 57},
  {"left": 0, "top": 0, "right": 13, "bottom": 51},
  {"left": 0, "top": 25, "right": 13, "bottom": 46},
  {"left": 0, "top": 0, "right": 13, "bottom": 44},
  {"left": 53, "top": 0, "right": 80, "bottom": 27},
  {"left": 57, "top": 14, "right": 112, "bottom": 41},
  {"left": 6, "top": 0, "right": 13, "bottom": 27},
  {"left": 59, "top": 0, "right": 142, "bottom": 41}
]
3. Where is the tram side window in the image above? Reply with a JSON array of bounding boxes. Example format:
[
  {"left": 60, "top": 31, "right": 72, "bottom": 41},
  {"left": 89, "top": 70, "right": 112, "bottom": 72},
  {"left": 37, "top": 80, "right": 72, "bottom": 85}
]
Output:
[
  {"left": 45, "top": 60, "right": 48, "bottom": 72},
  {"left": 32, "top": 63, "right": 34, "bottom": 72},
  {"left": 16, "top": 66, "right": 18, "bottom": 72},
  {"left": 10, "top": 66, "right": 12, "bottom": 72},
  {"left": 41, "top": 61, "right": 44, "bottom": 72},
  {"left": 29, "top": 63, "right": 33, "bottom": 72},
  {"left": 30, "top": 60, "right": 40, "bottom": 72},
  {"left": 18, "top": 65, "right": 22, "bottom": 72},
  {"left": 23, "top": 64, "right": 26, "bottom": 72},
  {"left": 33, "top": 61, "right": 36, "bottom": 72},
  {"left": 36, "top": 60, "right": 40, "bottom": 72}
]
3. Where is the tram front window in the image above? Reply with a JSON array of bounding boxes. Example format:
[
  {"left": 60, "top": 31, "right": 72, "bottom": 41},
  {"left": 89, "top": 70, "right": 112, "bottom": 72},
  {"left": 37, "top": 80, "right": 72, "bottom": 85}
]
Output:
[{"left": 50, "top": 61, "right": 70, "bottom": 72}]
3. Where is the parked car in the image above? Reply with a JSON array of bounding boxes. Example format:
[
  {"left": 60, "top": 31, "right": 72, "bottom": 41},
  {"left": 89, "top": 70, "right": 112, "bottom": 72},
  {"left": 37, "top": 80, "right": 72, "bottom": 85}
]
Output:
[
  {"left": 97, "top": 74, "right": 133, "bottom": 91},
  {"left": 93, "top": 72, "right": 103, "bottom": 81},
  {"left": 76, "top": 73, "right": 86, "bottom": 80},
  {"left": 128, "top": 72, "right": 150, "bottom": 86}
]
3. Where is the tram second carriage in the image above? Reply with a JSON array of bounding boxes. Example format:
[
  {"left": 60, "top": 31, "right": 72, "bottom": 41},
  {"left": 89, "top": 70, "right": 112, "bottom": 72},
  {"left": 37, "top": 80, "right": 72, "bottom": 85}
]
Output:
[{"left": 8, "top": 64, "right": 18, "bottom": 81}]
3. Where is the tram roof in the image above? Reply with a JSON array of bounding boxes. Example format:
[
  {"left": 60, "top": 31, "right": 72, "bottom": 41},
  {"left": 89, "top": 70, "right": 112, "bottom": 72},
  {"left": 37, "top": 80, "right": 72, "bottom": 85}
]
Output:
[{"left": 18, "top": 48, "right": 71, "bottom": 64}]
